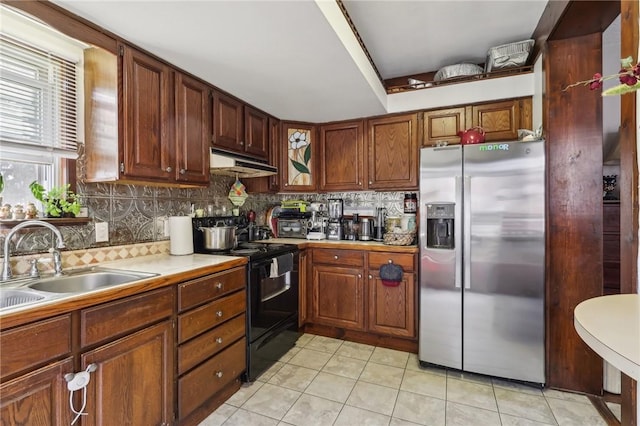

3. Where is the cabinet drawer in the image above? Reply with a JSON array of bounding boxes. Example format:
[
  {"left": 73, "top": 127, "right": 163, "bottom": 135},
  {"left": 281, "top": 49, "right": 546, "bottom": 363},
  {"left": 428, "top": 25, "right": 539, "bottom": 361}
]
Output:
[
  {"left": 178, "top": 338, "right": 246, "bottom": 420},
  {"left": 179, "top": 267, "right": 245, "bottom": 312},
  {"left": 368, "top": 252, "right": 415, "bottom": 272},
  {"left": 1, "top": 315, "right": 71, "bottom": 379},
  {"left": 313, "top": 249, "right": 364, "bottom": 267},
  {"left": 178, "top": 290, "right": 245, "bottom": 343},
  {"left": 81, "top": 287, "right": 174, "bottom": 348},
  {"left": 178, "top": 314, "right": 246, "bottom": 375}
]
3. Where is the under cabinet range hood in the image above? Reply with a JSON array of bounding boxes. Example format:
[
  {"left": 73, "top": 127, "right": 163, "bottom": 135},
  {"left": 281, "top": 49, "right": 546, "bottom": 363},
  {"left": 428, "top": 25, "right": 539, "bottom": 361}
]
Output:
[{"left": 210, "top": 149, "right": 277, "bottom": 178}]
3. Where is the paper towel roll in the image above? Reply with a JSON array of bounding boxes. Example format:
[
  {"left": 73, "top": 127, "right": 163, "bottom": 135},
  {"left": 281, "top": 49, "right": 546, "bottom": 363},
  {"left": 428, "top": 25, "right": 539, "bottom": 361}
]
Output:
[{"left": 169, "top": 216, "right": 193, "bottom": 255}]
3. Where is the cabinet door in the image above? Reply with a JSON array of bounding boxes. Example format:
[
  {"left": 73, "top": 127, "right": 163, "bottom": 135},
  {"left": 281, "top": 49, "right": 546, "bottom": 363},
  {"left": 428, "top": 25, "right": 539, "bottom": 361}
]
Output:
[
  {"left": 244, "top": 106, "right": 269, "bottom": 159},
  {"left": 212, "top": 91, "right": 244, "bottom": 152},
  {"left": 281, "top": 122, "right": 317, "bottom": 192},
  {"left": 268, "top": 117, "right": 281, "bottom": 191},
  {"left": 81, "top": 320, "right": 174, "bottom": 426},
  {"left": 299, "top": 249, "right": 309, "bottom": 326},
  {"left": 319, "top": 120, "right": 365, "bottom": 191},
  {"left": 422, "top": 107, "right": 466, "bottom": 146},
  {"left": 468, "top": 100, "right": 519, "bottom": 141},
  {"left": 367, "top": 113, "right": 419, "bottom": 190},
  {"left": 175, "top": 72, "right": 210, "bottom": 184},
  {"left": 311, "top": 265, "right": 364, "bottom": 331},
  {"left": 121, "top": 44, "right": 173, "bottom": 181},
  {"left": 368, "top": 272, "right": 416, "bottom": 338},
  {"left": 0, "top": 358, "right": 74, "bottom": 425}
]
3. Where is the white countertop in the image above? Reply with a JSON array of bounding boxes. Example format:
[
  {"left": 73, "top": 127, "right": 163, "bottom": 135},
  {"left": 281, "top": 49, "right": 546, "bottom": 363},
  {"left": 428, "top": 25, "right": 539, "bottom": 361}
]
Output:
[
  {"left": 98, "top": 253, "right": 244, "bottom": 275},
  {"left": 574, "top": 294, "right": 640, "bottom": 381}
]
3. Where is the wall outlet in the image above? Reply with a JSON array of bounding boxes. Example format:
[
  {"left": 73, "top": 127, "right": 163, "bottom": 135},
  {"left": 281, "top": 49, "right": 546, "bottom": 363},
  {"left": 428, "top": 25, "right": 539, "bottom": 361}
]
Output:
[
  {"left": 95, "top": 222, "right": 109, "bottom": 243},
  {"left": 155, "top": 217, "right": 169, "bottom": 239}
]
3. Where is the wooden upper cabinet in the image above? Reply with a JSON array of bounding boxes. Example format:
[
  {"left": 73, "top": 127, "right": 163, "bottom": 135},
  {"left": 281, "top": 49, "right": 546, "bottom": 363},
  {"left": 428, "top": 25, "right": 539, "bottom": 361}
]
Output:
[
  {"left": 367, "top": 113, "right": 419, "bottom": 190},
  {"left": 422, "top": 107, "right": 466, "bottom": 146},
  {"left": 84, "top": 44, "right": 208, "bottom": 186},
  {"left": 241, "top": 116, "right": 281, "bottom": 193},
  {"left": 319, "top": 120, "right": 365, "bottom": 191},
  {"left": 212, "top": 91, "right": 244, "bottom": 152},
  {"left": 468, "top": 99, "right": 520, "bottom": 142},
  {"left": 175, "top": 72, "right": 211, "bottom": 184},
  {"left": 212, "top": 91, "right": 269, "bottom": 160},
  {"left": 244, "top": 106, "right": 269, "bottom": 158},
  {"left": 281, "top": 122, "right": 317, "bottom": 192},
  {"left": 121, "top": 44, "right": 173, "bottom": 181},
  {"left": 421, "top": 97, "right": 533, "bottom": 146}
]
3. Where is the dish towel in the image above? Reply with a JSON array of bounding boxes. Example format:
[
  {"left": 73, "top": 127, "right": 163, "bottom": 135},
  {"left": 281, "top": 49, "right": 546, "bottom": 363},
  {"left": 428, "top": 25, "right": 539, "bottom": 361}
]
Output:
[
  {"left": 379, "top": 263, "right": 403, "bottom": 287},
  {"left": 270, "top": 253, "right": 294, "bottom": 278}
]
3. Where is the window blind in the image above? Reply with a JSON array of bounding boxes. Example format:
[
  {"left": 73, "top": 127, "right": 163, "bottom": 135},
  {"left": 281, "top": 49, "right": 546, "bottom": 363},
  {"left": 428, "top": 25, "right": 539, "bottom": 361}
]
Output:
[{"left": 0, "top": 33, "right": 79, "bottom": 156}]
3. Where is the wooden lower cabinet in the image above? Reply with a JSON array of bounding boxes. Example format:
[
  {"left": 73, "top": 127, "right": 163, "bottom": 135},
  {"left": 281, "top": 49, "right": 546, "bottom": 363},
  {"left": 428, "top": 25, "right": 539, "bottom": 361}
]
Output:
[
  {"left": 0, "top": 314, "right": 73, "bottom": 425},
  {"left": 308, "top": 248, "right": 417, "bottom": 347},
  {"left": 312, "top": 264, "right": 365, "bottom": 331},
  {"left": 81, "top": 320, "right": 174, "bottom": 426},
  {"left": 176, "top": 268, "right": 247, "bottom": 425},
  {"left": 0, "top": 266, "right": 248, "bottom": 426},
  {"left": 368, "top": 271, "right": 415, "bottom": 338},
  {"left": 0, "top": 358, "right": 74, "bottom": 425}
]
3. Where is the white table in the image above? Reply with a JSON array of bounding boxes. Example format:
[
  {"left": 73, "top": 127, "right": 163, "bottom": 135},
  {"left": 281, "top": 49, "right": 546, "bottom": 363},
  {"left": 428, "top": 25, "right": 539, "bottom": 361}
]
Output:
[{"left": 574, "top": 294, "right": 640, "bottom": 381}]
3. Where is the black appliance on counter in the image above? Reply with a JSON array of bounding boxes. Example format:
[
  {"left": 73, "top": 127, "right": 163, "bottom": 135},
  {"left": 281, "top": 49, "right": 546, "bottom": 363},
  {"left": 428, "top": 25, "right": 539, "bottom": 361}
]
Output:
[{"left": 192, "top": 216, "right": 301, "bottom": 382}]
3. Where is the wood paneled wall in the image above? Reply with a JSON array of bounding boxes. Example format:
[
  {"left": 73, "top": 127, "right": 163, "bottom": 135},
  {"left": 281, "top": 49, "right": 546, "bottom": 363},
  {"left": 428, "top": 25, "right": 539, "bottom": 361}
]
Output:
[{"left": 544, "top": 32, "right": 604, "bottom": 394}]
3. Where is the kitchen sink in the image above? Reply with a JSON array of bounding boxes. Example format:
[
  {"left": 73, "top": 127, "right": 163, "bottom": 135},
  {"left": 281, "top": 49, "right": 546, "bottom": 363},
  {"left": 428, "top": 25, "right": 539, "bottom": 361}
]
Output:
[
  {"left": 1, "top": 289, "right": 47, "bottom": 309},
  {"left": 27, "top": 269, "right": 158, "bottom": 294}
]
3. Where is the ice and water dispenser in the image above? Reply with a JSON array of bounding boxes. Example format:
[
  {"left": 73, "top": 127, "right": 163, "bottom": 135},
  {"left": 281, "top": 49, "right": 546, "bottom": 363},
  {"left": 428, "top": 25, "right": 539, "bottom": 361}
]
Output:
[{"left": 425, "top": 203, "right": 455, "bottom": 249}]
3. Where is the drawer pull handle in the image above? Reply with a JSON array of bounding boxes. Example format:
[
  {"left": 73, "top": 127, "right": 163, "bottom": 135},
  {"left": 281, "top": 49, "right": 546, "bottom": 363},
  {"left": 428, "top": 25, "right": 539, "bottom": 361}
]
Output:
[
  {"left": 216, "top": 310, "right": 223, "bottom": 317},
  {"left": 215, "top": 282, "right": 223, "bottom": 290},
  {"left": 215, "top": 337, "right": 223, "bottom": 344},
  {"left": 215, "top": 371, "right": 223, "bottom": 378}
]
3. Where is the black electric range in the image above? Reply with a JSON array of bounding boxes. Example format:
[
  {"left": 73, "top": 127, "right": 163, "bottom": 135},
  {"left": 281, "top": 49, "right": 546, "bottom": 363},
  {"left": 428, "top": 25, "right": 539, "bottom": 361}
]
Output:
[{"left": 191, "top": 216, "right": 301, "bottom": 382}]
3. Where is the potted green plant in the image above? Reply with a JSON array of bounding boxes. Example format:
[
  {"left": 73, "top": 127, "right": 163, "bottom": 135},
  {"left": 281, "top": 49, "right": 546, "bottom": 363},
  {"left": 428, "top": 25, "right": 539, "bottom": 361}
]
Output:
[{"left": 29, "top": 181, "right": 81, "bottom": 218}]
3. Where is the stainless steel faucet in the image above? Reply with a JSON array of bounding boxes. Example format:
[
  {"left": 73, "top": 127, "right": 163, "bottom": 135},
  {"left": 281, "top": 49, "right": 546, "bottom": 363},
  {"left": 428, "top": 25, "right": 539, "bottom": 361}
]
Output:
[{"left": 2, "top": 220, "right": 66, "bottom": 281}]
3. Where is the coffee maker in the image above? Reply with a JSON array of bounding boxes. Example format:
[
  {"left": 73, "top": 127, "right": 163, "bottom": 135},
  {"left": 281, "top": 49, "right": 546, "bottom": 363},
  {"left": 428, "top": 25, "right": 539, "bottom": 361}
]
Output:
[{"left": 327, "top": 198, "right": 343, "bottom": 240}]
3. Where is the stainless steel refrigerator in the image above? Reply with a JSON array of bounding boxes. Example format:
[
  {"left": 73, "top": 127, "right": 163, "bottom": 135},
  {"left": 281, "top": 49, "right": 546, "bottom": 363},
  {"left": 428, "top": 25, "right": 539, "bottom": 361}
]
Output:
[{"left": 419, "top": 140, "right": 545, "bottom": 384}]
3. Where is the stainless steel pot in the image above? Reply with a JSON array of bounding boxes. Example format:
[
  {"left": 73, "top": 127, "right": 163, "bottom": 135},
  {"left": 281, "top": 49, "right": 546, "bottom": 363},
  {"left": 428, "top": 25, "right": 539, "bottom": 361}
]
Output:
[{"left": 199, "top": 222, "right": 237, "bottom": 250}]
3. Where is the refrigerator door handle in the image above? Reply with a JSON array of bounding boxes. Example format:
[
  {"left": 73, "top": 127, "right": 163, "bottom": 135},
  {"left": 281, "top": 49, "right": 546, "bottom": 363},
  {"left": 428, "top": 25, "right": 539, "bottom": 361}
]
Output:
[
  {"left": 463, "top": 175, "right": 471, "bottom": 290},
  {"left": 454, "top": 176, "right": 463, "bottom": 289}
]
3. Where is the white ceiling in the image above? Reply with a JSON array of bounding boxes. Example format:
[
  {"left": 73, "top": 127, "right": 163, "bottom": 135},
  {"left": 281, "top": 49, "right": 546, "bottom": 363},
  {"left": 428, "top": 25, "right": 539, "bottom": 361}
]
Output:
[{"left": 51, "top": 0, "right": 548, "bottom": 123}]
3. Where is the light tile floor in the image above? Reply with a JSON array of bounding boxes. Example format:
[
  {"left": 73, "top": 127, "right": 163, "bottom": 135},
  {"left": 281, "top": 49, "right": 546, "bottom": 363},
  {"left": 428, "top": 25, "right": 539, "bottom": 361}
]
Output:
[{"left": 199, "top": 334, "right": 611, "bottom": 426}]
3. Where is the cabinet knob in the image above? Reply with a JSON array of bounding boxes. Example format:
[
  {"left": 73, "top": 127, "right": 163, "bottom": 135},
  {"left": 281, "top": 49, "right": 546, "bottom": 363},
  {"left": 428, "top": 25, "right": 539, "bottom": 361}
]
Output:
[
  {"left": 359, "top": 182, "right": 362, "bottom": 186},
  {"left": 215, "top": 282, "right": 223, "bottom": 290},
  {"left": 216, "top": 310, "right": 223, "bottom": 317},
  {"left": 369, "top": 274, "right": 372, "bottom": 279},
  {"left": 215, "top": 337, "right": 223, "bottom": 344},
  {"left": 368, "top": 181, "right": 372, "bottom": 185},
  {"left": 284, "top": 183, "right": 289, "bottom": 187},
  {"left": 334, "top": 255, "right": 338, "bottom": 260},
  {"left": 215, "top": 371, "right": 223, "bottom": 378},
  {"left": 358, "top": 274, "right": 362, "bottom": 278},
  {"left": 165, "top": 166, "right": 172, "bottom": 172},
  {"left": 179, "top": 168, "right": 186, "bottom": 175},
  {"left": 388, "top": 260, "right": 393, "bottom": 264},
  {"left": 239, "top": 141, "right": 244, "bottom": 146}
]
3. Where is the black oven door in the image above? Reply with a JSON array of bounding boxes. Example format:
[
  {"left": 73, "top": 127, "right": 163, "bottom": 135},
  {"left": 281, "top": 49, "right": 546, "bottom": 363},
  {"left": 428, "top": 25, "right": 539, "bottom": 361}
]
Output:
[
  {"left": 247, "top": 250, "right": 299, "bottom": 342},
  {"left": 245, "top": 249, "right": 300, "bottom": 381}
]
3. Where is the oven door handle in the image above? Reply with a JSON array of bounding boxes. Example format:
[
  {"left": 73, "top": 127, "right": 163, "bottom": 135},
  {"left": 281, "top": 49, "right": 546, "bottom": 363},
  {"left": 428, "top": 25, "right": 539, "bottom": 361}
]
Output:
[{"left": 261, "top": 280, "right": 291, "bottom": 302}]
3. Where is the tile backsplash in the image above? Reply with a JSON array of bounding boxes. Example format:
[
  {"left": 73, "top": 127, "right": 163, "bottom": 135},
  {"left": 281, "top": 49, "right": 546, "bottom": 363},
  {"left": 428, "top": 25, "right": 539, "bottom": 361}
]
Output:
[{"left": 2, "top": 174, "right": 414, "bottom": 256}]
